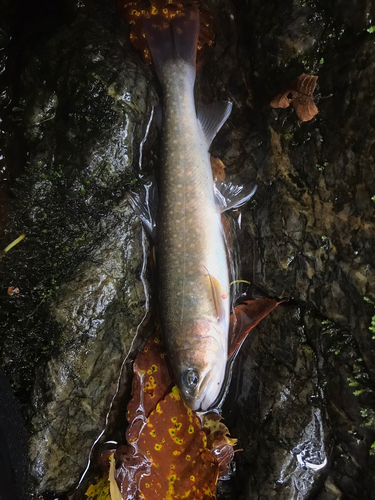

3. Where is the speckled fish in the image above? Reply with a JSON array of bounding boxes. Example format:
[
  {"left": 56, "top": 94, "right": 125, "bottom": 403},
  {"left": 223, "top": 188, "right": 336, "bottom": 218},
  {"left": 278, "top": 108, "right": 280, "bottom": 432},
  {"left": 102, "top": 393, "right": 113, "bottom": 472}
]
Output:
[{"left": 143, "top": 6, "right": 255, "bottom": 411}]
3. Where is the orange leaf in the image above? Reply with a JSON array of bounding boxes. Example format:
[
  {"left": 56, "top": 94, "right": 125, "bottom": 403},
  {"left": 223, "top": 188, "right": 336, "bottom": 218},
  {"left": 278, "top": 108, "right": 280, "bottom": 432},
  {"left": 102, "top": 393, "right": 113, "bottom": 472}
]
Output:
[
  {"left": 296, "top": 73, "right": 318, "bottom": 96},
  {"left": 137, "top": 387, "right": 218, "bottom": 499},
  {"left": 110, "top": 334, "right": 224, "bottom": 499},
  {"left": 270, "top": 89, "right": 299, "bottom": 109},
  {"left": 126, "top": 335, "right": 173, "bottom": 443},
  {"left": 292, "top": 95, "right": 319, "bottom": 122}
]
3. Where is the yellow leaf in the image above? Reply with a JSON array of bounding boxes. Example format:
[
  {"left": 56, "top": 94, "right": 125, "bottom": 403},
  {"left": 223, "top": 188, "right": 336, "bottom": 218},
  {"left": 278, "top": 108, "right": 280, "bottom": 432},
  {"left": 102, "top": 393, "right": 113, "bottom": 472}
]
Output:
[
  {"left": 85, "top": 473, "right": 110, "bottom": 500},
  {"left": 109, "top": 453, "right": 122, "bottom": 500}
]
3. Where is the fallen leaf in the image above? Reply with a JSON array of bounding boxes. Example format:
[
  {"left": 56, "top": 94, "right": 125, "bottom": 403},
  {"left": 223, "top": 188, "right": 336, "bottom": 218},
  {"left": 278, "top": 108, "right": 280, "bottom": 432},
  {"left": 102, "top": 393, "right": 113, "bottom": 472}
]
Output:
[
  {"left": 135, "top": 386, "right": 218, "bottom": 499},
  {"left": 90, "top": 334, "right": 238, "bottom": 499},
  {"left": 210, "top": 156, "right": 226, "bottom": 182},
  {"left": 203, "top": 413, "right": 237, "bottom": 478},
  {"left": 109, "top": 454, "right": 122, "bottom": 500},
  {"left": 270, "top": 74, "right": 318, "bottom": 122},
  {"left": 228, "top": 298, "right": 284, "bottom": 358},
  {"left": 126, "top": 334, "right": 173, "bottom": 443},
  {"left": 7, "top": 286, "right": 19, "bottom": 296},
  {"left": 85, "top": 473, "right": 110, "bottom": 500}
]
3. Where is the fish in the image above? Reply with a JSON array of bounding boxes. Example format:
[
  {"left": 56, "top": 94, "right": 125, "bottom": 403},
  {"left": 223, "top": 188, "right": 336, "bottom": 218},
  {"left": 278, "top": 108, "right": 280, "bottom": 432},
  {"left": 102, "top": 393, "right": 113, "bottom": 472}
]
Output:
[{"left": 142, "top": 6, "right": 255, "bottom": 411}]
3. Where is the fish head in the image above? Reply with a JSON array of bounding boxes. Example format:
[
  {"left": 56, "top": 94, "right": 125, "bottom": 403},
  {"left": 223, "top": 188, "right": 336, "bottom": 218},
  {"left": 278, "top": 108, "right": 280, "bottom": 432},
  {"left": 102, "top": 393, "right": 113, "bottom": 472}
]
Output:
[{"left": 170, "top": 319, "right": 227, "bottom": 411}]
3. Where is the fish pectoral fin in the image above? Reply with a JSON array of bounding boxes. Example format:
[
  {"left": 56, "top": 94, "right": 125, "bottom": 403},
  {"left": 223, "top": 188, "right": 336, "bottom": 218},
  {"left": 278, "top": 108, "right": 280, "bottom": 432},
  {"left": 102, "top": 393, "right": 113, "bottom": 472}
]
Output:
[
  {"left": 127, "top": 181, "right": 158, "bottom": 241},
  {"left": 204, "top": 268, "right": 228, "bottom": 322},
  {"left": 196, "top": 101, "right": 233, "bottom": 147},
  {"left": 214, "top": 181, "right": 257, "bottom": 213}
]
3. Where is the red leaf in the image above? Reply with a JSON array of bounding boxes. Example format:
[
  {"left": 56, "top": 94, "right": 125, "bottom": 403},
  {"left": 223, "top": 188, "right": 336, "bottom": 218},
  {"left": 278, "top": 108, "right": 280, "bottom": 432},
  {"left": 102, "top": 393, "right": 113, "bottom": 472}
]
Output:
[{"left": 228, "top": 298, "right": 284, "bottom": 358}]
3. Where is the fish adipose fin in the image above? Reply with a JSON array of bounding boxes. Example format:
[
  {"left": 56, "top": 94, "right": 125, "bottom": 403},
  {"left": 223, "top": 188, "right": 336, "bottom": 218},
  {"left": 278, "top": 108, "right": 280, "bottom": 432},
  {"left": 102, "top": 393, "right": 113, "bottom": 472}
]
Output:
[
  {"left": 196, "top": 101, "right": 233, "bottom": 147},
  {"left": 143, "top": 6, "right": 200, "bottom": 79},
  {"left": 214, "top": 181, "right": 257, "bottom": 212}
]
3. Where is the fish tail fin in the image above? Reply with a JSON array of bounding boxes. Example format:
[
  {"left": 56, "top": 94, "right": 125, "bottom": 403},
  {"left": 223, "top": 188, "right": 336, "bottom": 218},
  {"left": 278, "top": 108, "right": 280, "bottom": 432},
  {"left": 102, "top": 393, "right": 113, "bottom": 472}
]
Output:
[{"left": 143, "top": 5, "right": 199, "bottom": 81}]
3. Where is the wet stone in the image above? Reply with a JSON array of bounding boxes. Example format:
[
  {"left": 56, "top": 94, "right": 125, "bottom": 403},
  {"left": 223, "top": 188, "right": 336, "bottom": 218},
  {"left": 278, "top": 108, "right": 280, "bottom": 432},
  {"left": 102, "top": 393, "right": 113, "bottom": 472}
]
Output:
[
  {"left": 0, "top": 4, "right": 156, "bottom": 496},
  {"left": 29, "top": 204, "right": 149, "bottom": 493}
]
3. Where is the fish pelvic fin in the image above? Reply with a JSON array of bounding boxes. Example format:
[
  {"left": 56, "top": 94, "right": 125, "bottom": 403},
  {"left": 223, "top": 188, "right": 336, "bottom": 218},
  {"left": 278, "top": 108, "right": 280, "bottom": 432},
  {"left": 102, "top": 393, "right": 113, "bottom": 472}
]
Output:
[
  {"left": 143, "top": 5, "right": 199, "bottom": 81},
  {"left": 214, "top": 181, "right": 257, "bottom": 212}
]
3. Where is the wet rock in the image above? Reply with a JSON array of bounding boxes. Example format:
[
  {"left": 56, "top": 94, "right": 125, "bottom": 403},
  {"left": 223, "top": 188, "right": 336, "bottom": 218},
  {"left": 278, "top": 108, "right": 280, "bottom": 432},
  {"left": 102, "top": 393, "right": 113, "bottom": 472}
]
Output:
[
  {"left": 29, "top": 203, "right": 149, "bottom": 494},
  {"left": 222, "top": 306, "right": 330, "bottom": 499},
  {"left": 0, "top": 3, "right": 156, "bottom": 496}
]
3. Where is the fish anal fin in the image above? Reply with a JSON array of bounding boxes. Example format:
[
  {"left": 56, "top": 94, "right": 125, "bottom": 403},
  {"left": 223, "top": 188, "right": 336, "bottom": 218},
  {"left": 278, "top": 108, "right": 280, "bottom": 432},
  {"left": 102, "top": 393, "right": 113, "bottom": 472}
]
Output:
[
  {"left": 204, "top": 271, "right": 228, "bottom": 323},
  {"left": 196, "top": 101, "right": 233, "bottom": 147},
  {"left": 228, "top": 298, "right": 285, "bottom": 359}
]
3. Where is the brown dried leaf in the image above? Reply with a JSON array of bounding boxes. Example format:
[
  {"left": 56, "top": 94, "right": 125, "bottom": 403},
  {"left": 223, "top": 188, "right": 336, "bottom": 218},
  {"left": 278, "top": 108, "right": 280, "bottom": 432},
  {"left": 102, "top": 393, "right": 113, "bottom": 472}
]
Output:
[
  {"left": 270, "top": 73, "right": 319, "bottom": 121},
  {"left": 270, "top": 89, "right": 299, "bottom": 109},
  {"left": 296, "top": 73, "right": 318, "bottom": 96},
  {"left": 210, "top": 156, "right": 226, "bottom": 182},
  {"left": 292, "top": 95, "right": 319, "bottom": 122}
]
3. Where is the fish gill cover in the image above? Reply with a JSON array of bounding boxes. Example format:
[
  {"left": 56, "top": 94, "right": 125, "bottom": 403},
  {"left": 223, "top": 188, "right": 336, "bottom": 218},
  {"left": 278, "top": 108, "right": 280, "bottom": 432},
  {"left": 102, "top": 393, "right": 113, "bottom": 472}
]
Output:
[{"left": 117, "top": 0, "right": 215, "bottom": 66}]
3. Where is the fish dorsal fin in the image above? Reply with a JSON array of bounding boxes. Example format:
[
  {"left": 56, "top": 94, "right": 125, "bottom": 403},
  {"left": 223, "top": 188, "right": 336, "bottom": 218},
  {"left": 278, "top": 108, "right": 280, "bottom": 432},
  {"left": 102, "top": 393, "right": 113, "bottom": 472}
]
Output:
[
  {"left": 204, "top": 266, "right": 228, "bottom": 323},
  {"left": 214, "top": 181, "right": 257, "bottom": 213},
  {"left": 196, "top": 101, "right": 233, "bottom": 147}
]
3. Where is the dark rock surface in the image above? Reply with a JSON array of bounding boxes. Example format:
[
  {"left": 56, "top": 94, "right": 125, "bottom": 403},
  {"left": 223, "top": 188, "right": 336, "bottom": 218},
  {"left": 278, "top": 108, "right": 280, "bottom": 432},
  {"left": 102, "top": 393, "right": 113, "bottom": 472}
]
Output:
[
  {"left": 0, "top": 0, "right": 156, "bottom": 495},
  {"left": 0, "top": 0, "right": 374, "bottom": 498}
]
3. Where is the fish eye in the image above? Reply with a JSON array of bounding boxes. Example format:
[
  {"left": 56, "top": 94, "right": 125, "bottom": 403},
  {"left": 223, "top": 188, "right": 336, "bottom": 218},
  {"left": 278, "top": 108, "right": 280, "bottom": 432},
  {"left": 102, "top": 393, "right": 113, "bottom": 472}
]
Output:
[{"left": 181, "top": 368, "right": 199, "bottom": 391}]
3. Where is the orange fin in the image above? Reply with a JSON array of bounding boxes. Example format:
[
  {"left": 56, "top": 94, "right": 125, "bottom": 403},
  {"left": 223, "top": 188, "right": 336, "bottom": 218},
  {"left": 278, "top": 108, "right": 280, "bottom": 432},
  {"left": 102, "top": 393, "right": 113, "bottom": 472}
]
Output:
[
  {"left": 204, "top": 270, "right": 228, "bottom": 323},
  {"left": 228, "top": 298, "right": 285, "bottom": 359}
]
